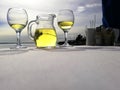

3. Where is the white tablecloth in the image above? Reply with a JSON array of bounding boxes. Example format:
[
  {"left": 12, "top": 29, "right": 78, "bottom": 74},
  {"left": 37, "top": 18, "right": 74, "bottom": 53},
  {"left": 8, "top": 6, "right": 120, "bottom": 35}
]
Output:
[{"left": 0, "top": 45, "right": 120, "bottom": 90}]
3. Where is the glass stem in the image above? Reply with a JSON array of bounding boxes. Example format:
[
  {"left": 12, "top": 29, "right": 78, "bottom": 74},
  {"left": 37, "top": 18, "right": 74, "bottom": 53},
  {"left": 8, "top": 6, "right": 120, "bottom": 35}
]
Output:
[
  {"left": 16, "top": 31, "right": 22, "bottom": 46},
  {"left": 64, "top": 31, "right": 69, "bottom": 45}
]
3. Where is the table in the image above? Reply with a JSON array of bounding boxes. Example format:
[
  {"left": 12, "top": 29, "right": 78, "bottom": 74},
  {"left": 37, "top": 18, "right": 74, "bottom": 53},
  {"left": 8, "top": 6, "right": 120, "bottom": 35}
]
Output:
[{"left": 0, "top": 45, "right": 120, "bottom": 90}]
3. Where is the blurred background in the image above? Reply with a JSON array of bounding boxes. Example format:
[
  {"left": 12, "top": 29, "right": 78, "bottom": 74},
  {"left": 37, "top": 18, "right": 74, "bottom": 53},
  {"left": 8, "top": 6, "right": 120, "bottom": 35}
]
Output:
[{"left": 0, "top": 0, "right": 102, "bottom": 43}]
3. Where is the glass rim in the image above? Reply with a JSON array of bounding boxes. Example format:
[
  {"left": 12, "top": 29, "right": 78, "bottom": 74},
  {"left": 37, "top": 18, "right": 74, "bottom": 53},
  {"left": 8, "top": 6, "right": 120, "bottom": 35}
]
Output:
[
  {"left": 8, "top": 7, "right": 27, "bottom": 11},
  {"left": 58, "top": 9, "right": 73, "bottom": 12}
]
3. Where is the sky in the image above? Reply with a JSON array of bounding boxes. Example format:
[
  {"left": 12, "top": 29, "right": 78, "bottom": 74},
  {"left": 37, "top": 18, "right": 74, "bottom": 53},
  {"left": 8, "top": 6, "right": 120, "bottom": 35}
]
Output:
[{"left": 0, "top": 0, "right": 102, "bottom": 42}]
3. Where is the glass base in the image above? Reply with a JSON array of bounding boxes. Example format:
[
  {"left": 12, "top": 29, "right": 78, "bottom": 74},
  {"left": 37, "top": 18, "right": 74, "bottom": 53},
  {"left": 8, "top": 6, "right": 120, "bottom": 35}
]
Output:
[
  {"left": 60, "top": 42, "right": 72, "bottom": 47},
  {"left": 10, "top": 45, "right": 27, "bottom": 49}
]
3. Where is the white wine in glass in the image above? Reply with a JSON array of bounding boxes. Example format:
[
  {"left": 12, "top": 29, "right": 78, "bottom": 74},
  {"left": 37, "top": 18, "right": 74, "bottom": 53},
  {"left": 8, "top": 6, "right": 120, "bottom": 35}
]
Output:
[
  {"left": 10, "top": 24, "right": 26, "bottom": 31},
  {"left": 57, "top": 9, "right": 74, "bottom": 47},
  {"left": 7, "top": 8, "right": 28, "bottom": 49},
  {"left": 58, "top": 21, "right": 74, "bottom": 31}
]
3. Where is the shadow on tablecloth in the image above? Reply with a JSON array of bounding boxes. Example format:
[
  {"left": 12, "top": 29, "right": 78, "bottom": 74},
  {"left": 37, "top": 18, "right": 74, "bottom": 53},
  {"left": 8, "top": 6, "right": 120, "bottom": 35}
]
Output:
[
  {"left": 0, "top": 49, "right": 29, "bottom": 56},
  {"left": 48, "top": 46, "right": 120, "bottom": 52}
]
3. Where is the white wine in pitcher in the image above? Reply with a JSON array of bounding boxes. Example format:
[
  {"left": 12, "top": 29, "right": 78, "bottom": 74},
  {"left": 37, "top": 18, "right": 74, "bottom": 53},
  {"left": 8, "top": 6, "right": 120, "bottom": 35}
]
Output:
[{"left": 34, "top": 28, "right": 57, "bottom": 48}]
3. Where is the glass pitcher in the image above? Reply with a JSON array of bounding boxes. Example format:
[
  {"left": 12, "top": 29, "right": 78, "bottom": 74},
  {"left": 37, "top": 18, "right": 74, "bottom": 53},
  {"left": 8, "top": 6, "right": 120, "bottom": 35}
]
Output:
[{"left": 27, "top": 14, "right": 57, "bottom": 48}]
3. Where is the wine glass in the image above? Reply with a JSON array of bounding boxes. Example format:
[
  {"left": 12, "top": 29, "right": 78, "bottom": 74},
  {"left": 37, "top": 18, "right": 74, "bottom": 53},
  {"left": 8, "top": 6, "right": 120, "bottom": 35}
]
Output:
[
  {"left": 7, "top": 8, "right": 28, "bottom": 49},
  {"left": 57, "top": 9, "right": 74, "bottom": 47}
]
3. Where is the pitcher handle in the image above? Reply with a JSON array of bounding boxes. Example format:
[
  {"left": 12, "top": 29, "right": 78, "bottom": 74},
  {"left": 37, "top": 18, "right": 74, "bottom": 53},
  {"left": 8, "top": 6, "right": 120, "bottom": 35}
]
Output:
[{"left": 27, "top": 20, "right": 36, "bottom": 40}]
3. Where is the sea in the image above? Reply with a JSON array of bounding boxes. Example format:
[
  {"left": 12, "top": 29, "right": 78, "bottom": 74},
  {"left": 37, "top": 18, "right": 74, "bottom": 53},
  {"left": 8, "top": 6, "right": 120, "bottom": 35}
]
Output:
[{"left": 0, "top": 33, "right": 79, "bottom": 48}]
